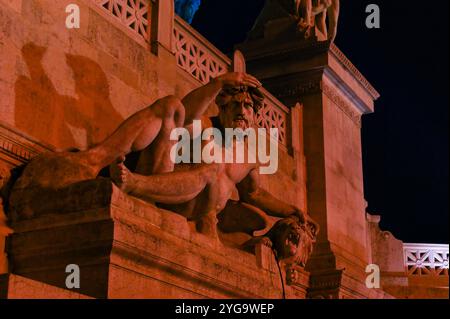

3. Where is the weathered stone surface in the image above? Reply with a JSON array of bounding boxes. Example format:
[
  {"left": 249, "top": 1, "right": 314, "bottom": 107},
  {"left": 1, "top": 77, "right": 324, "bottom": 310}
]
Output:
[
  {"left": 6, "top": 180, "right": 309, "bottom": 298},
  {"left": 0, "top": 0, "right": 173, "bottom": 150},
  {"left": 0, "top": 274, "right": 91, "bottom": 299}
]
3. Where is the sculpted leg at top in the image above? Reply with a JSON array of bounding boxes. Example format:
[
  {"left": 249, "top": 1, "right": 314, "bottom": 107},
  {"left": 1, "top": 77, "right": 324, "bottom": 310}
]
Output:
[
  {"left": 9, "top": 96, "right": 186, "bottom": 194},
  {"left": 135, "top": 95, "right": 186, "bottom": 175},
  {"left": 90, "top": 95, "right": 185, "bottom": 170}
]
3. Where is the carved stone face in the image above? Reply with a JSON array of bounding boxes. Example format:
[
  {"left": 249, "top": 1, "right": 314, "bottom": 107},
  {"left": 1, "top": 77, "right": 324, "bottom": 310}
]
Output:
[
  {"left": 273, "top": 218, "right": 303, "bottom": 259},
  {"left": 268, "top": 216, "right": 318, "bottom": 266},
  {"left": 219, "top": 91, "right": 256, "bottom": 130}
]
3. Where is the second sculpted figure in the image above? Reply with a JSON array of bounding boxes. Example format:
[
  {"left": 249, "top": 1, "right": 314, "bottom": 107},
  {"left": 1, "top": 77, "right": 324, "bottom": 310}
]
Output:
[{"left": 276, "top": 0, "right": 340, "bottom": 41}]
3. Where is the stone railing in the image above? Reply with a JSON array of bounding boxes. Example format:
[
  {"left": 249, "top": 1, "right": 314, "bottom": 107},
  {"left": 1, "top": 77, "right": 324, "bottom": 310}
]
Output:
[
  {"left": 95, "top": 0, "right": 152, "bottom": 44},
  {"left": 404, "top": 243, "right": 449, "bottom": 277},
  {"left": 256, "top": 88, "right": 289, "bottom": 147},
  {"left": 173, "top": 16, "right": 229, "bottom": 84},
  {"left": 173, "top": 16, "right": 289, "bottom": 148},
  {"left": 90, "top": 2, "right": 291, "bottom": 148}
]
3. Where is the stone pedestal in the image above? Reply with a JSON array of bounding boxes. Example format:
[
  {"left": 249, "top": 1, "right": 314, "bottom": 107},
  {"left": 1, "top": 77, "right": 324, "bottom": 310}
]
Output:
[
  {"left": 0, "top": 122, "right": 54, "bottom": 276},
  {"left": 3, "top": 179, "right": 309, "bottom": 299},
  {"left": 238, "top": 27, "right": 388, "bottom": 298},
  {"left": 0, "top": 274, "right": 91, "bottom": 299}
]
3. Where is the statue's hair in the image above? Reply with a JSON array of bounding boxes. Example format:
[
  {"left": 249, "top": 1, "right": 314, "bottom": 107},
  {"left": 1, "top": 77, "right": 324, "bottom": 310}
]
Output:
[{"left": 215, "top": 86, "right": 265, "bottom": 114}]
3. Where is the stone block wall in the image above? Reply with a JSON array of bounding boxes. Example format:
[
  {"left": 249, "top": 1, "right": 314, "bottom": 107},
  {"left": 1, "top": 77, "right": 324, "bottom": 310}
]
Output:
[{"left": 0, "top": 0, "right": 175, "bottom": 151}]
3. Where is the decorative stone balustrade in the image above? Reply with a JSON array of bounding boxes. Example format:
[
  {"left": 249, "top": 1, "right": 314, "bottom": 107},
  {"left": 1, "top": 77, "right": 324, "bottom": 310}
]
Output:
[
  {"left": 256, "top": 88, "right": 289, "bottom": 147},
  {"left": 404, "top": 243, "right": 449, "bottom": 277},
  {"left": 173, "top": 16, "right": 289, "bottom": 147},
  {"left": 173, "top": 16, "right": 229, "bottom": 85},
  {"left": 96, "top": 0, "right": 152, "bottom": 43},
  {"left": 90, "top": 2, "right": 291, "bottom": 147}
]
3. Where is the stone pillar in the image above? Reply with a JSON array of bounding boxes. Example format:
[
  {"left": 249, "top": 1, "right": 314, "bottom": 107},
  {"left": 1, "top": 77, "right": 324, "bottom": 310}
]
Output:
[
  {"left": 238, "top": 26, "right": 385, "bottom": 298},
  {"left": 151, "top": 0, "right": 175, "bottom": 56}
]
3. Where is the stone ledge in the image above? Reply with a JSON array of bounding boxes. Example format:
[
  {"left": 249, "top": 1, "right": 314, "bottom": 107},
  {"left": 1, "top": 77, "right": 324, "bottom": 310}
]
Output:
[
  {"left": 6, "top": 179, "right": 306, "bottom": 298},
  {"left": 0, "top": 273, "right": 91, "bottom": 299}
]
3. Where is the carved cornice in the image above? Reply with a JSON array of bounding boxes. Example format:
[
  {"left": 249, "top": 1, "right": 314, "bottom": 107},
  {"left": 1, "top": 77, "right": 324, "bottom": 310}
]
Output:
[
  {"left": 0, "top": 122, "right": 53, "bottom": 166},
  {"left": 322, "top": 83, "right": 362, "bottom": 128},
  {"left": 239, "top": 37, "right": 331, "bottom": 64},
  {"left": 275, "top": 79, "right": 323, "bottom": 99},
  {"left": 267, "top": 79, "right": 362, "bottom": 127},
  {"left": 330, "top": 44, "right": 380, "bottom": 100}
]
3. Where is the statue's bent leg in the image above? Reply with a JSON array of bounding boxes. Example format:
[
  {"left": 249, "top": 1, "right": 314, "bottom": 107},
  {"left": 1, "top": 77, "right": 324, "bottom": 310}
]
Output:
[
  {"left": 134, "top": 96, "right": 186, "bottom": 175},
  {"left": 89, "top": 95, "right": 185, "bottom": 172},
  {"left": 11, "top": 96, "right": 184, "bottom": 192}
]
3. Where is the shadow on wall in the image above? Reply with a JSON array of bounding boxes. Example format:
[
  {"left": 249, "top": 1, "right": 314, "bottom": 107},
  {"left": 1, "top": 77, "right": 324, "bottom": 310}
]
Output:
[{"left": 14, "top": 42, "right": 123, "bottom": 150}]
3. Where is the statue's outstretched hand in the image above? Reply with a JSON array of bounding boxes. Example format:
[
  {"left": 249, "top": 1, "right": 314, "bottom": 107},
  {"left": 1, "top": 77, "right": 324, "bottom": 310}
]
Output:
[{"left": 215, "top": 72, "right": 262, "bottom": 89}]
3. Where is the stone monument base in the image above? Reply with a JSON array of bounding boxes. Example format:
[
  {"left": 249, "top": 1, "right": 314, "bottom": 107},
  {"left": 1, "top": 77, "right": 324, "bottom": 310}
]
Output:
[
  {"left": 4, "top": 179, "right": 310, "bottom": 299},
  {"left": 0, "top": 274, "right": 91, "bottom": 299}
]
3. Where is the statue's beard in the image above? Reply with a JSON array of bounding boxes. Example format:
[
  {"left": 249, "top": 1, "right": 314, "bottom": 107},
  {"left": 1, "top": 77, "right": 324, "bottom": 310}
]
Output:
[
  {"left": 221, "top": 115, "right": 252, "bottom": 130},
  {"left": 219, "top": 111, "right": 255, "bottom": 132},
  {"left": 233, "top": 118, "right": 250, "bottom": 130}
]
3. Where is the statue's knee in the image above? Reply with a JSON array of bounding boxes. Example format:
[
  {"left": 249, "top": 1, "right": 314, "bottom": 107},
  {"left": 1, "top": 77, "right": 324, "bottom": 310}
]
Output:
[
  {"left": 158, "top": 95, "right": 185, "bottom": 125},
  {"left": 159, "top": 95, "right": 183, "bottom": 112}
]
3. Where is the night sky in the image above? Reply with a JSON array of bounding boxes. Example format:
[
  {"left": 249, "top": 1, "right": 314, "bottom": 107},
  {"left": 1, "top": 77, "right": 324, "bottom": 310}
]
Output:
[{"left": 190, "top": 0, "right": 449, "bottom": 244}]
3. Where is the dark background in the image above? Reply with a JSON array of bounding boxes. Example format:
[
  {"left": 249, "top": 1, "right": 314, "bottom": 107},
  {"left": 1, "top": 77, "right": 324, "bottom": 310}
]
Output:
[{"left": 190, "top": 0, "right": 449, "bottom": 244}]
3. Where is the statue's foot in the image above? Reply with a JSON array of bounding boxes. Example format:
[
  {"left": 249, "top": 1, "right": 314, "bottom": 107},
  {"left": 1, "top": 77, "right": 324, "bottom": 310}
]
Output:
[
  {"left": 110, "top": 157, "right": 135, "bottom": 193},
  {"left": 196, "top": 213, "right": 220, "bottom": 241}
]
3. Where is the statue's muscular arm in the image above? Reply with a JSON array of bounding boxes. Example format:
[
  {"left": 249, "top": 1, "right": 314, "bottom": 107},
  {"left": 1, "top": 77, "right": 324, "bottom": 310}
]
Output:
[
  {"left": 237, "top": 168, "right": 306, "bottom": 222},
  {"left": 327, "top": 0, "right": 339, "bottom": 41},
  {"left": 181, "top": 72, "right": 262, "bottom": 125}
]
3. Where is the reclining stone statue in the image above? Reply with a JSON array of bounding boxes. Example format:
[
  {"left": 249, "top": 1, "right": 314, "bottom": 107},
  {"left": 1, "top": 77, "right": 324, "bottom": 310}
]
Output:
[{"left": 8, "top": 62, "right": 318, "bottom": 264}]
